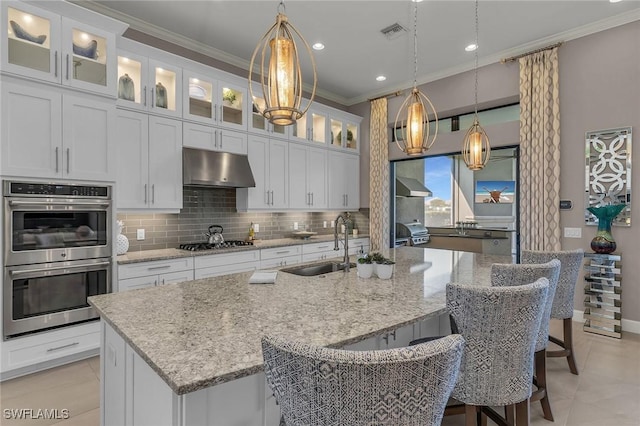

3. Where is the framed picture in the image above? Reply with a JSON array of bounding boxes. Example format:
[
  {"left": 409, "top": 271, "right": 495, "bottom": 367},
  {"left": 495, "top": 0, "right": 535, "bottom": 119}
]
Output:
[{"left": 475, "top": 180, "right": 515, "bottom": 204}]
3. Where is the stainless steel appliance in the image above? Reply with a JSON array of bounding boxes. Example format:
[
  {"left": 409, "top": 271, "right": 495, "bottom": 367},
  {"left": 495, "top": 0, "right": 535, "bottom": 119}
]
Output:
[
  {"left": 3, "top": 181, "right": 112, "bottom": 339},
  {"left": 183, "top": 148, "right": 256, "bottom": 188},
  {"left": 396, "top": 221, "right": 431, "bottom": 246}
]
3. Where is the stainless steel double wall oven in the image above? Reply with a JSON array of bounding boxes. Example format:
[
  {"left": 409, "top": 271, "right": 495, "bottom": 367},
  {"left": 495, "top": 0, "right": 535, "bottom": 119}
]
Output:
[{"left": 3, "top": 181, "right": 112, "bottom": 339}]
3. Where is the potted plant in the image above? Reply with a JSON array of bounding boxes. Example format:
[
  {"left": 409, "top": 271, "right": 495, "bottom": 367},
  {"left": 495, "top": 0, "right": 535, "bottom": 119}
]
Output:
[
  {"left": 356, "top": 255, "right": 374, "bottom": 279},
  {"left": 222, "top": 89, "right": 236, "bottom": 107},
  {"left": 376, "top": 258, "right": 395, "bottom": 280},
  {"left": 369, "top": 252, "right": 385, "bottom": 277}
]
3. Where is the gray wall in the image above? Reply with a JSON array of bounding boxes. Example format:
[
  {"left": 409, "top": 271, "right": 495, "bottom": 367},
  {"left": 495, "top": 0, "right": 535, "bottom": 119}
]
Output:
[{"left": 350, "top": 21, "right": 640, "bottom": 323}]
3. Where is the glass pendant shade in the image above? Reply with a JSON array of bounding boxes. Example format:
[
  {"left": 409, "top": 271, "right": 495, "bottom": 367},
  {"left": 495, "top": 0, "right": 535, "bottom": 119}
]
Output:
[
  {"left": 395, "top": 88, "right": 438, "bottom": 156},
  {"left": 462, "top": 117, "right": 490, "bottom": 170},
  {"left": 249, "top": 8, "right": 316, "bottom": 126}
]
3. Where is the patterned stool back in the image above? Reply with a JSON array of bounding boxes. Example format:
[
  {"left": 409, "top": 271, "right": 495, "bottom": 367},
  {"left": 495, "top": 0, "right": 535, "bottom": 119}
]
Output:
[
  {"left": 521, "top": 249, "right": 584, "bottom": 319},
  {"left": 261, "top": 334, "right": 464, "bottom": 426},
  {"left": 446, "top": 279, "right": 549, "bottom": 406},
  {"left": 491, "top": 259, "right": 561, "bottom": 351}
]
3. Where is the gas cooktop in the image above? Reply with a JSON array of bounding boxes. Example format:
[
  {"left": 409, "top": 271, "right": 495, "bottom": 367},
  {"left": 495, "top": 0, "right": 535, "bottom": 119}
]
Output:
[{"left": 178, "top": 241, "right": 254, "bottom": 251}]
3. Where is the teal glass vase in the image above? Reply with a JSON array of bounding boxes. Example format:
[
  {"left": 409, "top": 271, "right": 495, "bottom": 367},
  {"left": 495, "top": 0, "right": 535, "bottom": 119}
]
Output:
[{"left": 587, "top": 204, "right": 626, "bottom": 254}]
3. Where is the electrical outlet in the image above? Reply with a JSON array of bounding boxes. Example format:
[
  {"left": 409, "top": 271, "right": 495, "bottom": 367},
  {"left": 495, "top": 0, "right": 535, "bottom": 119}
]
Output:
[
  {"left": 254, "top": 223, "right": 259, "bottom": 232},
  {"left": 323, "top": 221, "right": 327, "bottom": 228},
  {"left": 563, "top": 227, "right": 582, "bottom": 238},
  {"left": 136, "top": 229, "right": 145, "bottom": 240},
  {"left": 293, "top": 222, "right": 299, "bottom": 230},
  {"left": 330, "top": 220, "right": 335, "bottom": 228}
]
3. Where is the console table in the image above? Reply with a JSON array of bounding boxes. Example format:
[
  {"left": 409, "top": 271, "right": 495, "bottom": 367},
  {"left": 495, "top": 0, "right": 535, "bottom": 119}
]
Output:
[{"left": 583, "top": 253, "right": 622, "bottom": 338}]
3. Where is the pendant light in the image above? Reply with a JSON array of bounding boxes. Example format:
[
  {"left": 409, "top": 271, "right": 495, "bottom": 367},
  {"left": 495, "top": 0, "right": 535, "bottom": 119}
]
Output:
[
  {"left": 248, "top": 1, "right": 317, "bottom": 126},
  {"left": 394, "top": 0, "right": 438, "bottom": 156},
  {"left": 462, "top": 0, "right": 490, "bottom": 170}
]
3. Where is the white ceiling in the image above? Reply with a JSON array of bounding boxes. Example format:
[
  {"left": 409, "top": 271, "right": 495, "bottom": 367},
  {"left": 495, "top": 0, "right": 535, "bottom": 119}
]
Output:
[{"left": 76, "top": 0, "right": 640, "bottom": 106}]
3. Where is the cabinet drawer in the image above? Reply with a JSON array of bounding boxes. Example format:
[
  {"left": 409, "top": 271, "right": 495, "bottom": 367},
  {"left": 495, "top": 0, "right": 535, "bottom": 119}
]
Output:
[
  {"left": 302, "top": 242, "right": 335, "bottom": 254},
  {"left": 194, "top": 250, "right": 260, "bottom": 269},
  {"left": 118, "top": 257, "right": 194, "bottom": 280},
  {"left": 302, "top": 252, "right": 336, "bottom": 263},
  {"left": 118, "top": 276, "right": 157, "bottom": 292},
  {"left": 260, "top": 255, "right": 301, "bottom": 269},
  {"left": 159, "top": 270, "right": 194, "bottom": 285},
  {"left": 261, "top": 246, "right": 302, "bottom": 260},
  {"left": 194, "top": 262, "right": 258, "bottom": 279}
]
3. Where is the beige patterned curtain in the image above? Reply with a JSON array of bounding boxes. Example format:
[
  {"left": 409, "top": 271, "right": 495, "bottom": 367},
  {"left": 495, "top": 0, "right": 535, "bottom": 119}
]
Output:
[
  {"left": 369, "top": 98, "right": 390, "bottom": 252},
  {"left": 519, "top": 47, "right": 561, "bottom": 251}
]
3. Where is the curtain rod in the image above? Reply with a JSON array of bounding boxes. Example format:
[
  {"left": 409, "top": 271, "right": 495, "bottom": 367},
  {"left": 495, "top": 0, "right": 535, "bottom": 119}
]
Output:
[
  {"left": 500, "top": 42, "right": 563, "bottom": 63},
  {"left": 368, "top": 90, "right": 403, "bottom": 102}
]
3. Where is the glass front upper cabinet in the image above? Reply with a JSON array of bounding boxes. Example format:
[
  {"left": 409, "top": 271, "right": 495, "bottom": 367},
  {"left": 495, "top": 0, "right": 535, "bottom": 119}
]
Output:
[
  {"left": 149, "top": 59, "right": 181, "bottom": 117},
  {"left": 69, "top": 27, "right": 107, "bottom": 88},
  {"left": 117, "top": 54, "right": 144, "bottom": 107},
  {"left": 217, "top": 81, "right": 246, "bottom": 130},
  {"left": 291, "top": 108, "right": 326, "bottom": 144},
  {"left": 249, "top": 92, "right": 287, "bottom": 137},
  {"left": 184, "top": 72, "right": 214, "bottom": 123},
  {"left": 330, "top": 116, "right": 359, "bottom": 151}
]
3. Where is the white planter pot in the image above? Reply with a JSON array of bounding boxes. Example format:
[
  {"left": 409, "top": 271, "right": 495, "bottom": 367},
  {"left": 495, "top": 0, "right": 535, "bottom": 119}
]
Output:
[
  {"left": 376, "top": 264, "right": 394, "bottom": 280},
  {"left": 357, "top": 263, "right": 374, "bottom": 279}
]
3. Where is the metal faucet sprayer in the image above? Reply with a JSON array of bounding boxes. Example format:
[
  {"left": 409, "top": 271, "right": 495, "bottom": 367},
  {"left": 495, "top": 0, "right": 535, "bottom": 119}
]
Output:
[{"left": 334, "top": 212, "right": 352, "bottom": 272}]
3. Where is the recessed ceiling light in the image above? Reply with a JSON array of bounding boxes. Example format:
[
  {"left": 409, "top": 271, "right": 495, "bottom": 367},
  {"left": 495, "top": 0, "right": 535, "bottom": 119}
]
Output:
[
  {"left": 376, "top": 75, "right": 387, "bottom": 82},
  {"left": 312, "top": 43, "right": 325, "bottom": 50},
  {"left": 609, "top": 0, "right": 622, "bottom": 3},
  {"left": 23, "top": 14, "right": 33, "bottom": 23},
  {"left": 465, "top": 43, "right": 478, "bottom": 52}
]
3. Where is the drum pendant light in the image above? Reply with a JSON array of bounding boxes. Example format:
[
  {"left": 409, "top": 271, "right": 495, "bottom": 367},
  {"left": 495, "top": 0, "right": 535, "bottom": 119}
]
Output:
[
  {"left": 394, "top": 0, "right": 438, "bottom": 156},
  {"left": 248, "top": 1, "right": 317, "bottom": 126},
  {"left": 462, "top": 0, "right": 490, "bottom": 170}
]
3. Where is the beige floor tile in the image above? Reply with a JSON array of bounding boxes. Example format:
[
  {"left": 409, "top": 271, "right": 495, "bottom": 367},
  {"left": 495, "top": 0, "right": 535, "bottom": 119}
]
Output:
[
  {"left": 564, "top": 398, "right": 640, "bottom": 426},
  {"left": 51, "top": 407, "right": 99, "bottom": 426}
]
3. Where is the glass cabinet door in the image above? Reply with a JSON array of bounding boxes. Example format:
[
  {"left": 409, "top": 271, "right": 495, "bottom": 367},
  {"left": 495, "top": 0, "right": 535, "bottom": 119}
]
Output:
[
  {"left": 250, "top": 93, "right": 287, "bottom": 137},
  {"left": 185, "top": 73, "right": 215, "bottom": 123},
  {"left": 310, "top": 111, "right": 327, "bottom": 144},
  {"left": 218, "top": 82, "right": 246, "bottom": 130},
  {"left": 117, "top": 54, "right": 145, "bottom": 108},
  {"left": 291, "top": 114, "right": 309, "bottom": 142},
  {"left": 330, "top": 118, "right": 344, "bottom": 148},
  {"left": 345, "top": 123, "right": 358, "bottom": 150},
  {"left": 3, "top": 4, "right": 60, "bottom": 83},
  {"left": 149, "top": 59, "right": 181, "bottom": 118}
]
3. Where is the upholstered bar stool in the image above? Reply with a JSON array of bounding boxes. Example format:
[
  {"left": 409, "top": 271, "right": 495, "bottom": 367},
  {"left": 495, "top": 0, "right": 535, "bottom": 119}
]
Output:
[
  {"left": 521, "top": 249, "right": 585, "bottom": 375},
  {"left": 491, "top": 260, "right": 561, "bottom": 421},
  {"left": 261, "top": 334, "right": 464, "bottom": 426},
  {"left": 446, "top": 279, "right": 549, "bottom": 426}
]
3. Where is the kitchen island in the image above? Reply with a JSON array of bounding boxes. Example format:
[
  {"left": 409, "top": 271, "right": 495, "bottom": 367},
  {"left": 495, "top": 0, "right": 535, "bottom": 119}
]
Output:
[{"left": 89, "top": 247, "right": 511, "bottom": 426}]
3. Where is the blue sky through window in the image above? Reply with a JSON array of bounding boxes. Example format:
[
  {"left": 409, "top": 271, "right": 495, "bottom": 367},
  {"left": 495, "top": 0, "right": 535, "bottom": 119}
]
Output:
[{"left": 424, "top": 156, "right": 452, "bottom": 201}]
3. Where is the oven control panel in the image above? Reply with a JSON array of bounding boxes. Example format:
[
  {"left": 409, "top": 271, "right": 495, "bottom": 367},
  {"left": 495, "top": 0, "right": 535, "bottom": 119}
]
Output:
[{"left": 6, "top": 182, "right": 110, "bottom": 198}]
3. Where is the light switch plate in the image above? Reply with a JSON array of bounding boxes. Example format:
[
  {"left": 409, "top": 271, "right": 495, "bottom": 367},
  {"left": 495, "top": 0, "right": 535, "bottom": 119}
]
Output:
[
  {"left": 323, "top": 221, "right": 327, "bottom": 228},
  {"left": 254, "top": 223, "right": 259, "bottom": 232},
  {"left": 564, "top": 227, "right": 582, "bottom": 238},
  {"left": 136, "top": 229, "right": 145, "bottom": 240},
  {"left": 293, "top": 222, "right": 299, "bottom": 230}
]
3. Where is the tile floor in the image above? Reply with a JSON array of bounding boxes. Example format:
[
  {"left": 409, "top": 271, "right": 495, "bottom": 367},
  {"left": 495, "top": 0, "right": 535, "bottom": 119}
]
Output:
[{"left": 0, "top": 321, "right": 639, "bottom": 426}]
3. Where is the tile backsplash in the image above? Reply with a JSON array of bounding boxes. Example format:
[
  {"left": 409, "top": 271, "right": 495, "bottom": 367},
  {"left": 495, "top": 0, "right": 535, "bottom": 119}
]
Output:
[{"left": 118, "top": 187, "right": 369, "bottom": 252}]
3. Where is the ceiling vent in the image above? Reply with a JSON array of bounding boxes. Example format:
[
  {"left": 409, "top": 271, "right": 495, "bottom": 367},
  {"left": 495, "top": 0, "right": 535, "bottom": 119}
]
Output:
[{"left": 380, "top": 23, "right": 408, "bottom": 41}]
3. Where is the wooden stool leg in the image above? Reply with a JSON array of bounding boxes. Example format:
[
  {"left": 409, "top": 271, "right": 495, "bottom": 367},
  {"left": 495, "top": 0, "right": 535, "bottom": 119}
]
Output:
[
  {"left": 505, "top": 404, "right": 515, "bottom": 425},
  {"left": 535, "top": 350, "right": 554, "bottom": 421},
  {"left": 465, "top": 404, "right": 478, "bottom": 426},
  {"left": 564, "top": 318, "right": 579, "bottom": 375},
  {"left": 515, "top": 400, "right": 530, "bottom": 426}
]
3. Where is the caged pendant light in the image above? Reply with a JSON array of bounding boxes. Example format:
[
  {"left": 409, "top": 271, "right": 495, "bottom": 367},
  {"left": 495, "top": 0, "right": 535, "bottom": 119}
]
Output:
[
  {"left": 394, "top": 0, "right": 438, "bottom": 156},
  {"left": 462, "top": 0, "right": 490, "bottom": 170},
  {"left": 248, "top": 0, "right": 317, "bottom": 126}
]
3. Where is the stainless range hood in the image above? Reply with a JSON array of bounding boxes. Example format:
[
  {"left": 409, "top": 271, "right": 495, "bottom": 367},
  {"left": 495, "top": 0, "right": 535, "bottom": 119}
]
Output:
[
  {"left": 396, "top": 176, "right": 432, "bottom": 197},
  {"left": 183, "top": 148, "right": 256, "bottom": 188}
]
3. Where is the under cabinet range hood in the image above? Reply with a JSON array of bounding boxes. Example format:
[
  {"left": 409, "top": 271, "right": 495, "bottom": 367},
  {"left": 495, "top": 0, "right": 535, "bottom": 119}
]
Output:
[
  {"left": 183, "top": 148, "right": 256, "bottom": 188},
  {"left": 396, "top": 176, "right": 433, "bottom": 197}
]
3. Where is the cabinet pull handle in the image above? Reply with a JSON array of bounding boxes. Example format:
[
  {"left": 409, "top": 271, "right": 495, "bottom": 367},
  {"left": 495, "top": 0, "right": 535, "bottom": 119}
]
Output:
[
  {"left": 220, "top": 105, "right": 223, "bottom": 122},
  {"left": 218, "top": 131, "right": 222, "bottom": 149},
  {"left": 265, "top": 191, "right": 269, "bottom": 205},
  {"left": 47, "top": 342, "right": 79, "bottom": 353},
  {"left": 311, "top": 193, "right": 314, "bottom": 205},
  {"left": 162, "top": 279, "right": 166, "bottom": 285},
  {"left": 276, "top": 250, "right": 290, "bottom": 254},
  {"left": 54, "top": 51, "right": 58, "bottom": 77},
  {"left": 345, "top": 194, "right": 348, "bottom": 206},
  {"left": 152, "top": 184, "right": 155, "bottom": 204},
  {"left": 155, "top": 280, "right": 158, "bottom": 286},
  {"left": 148, "top": 265, "right": 171, "bottom": 271},
  {"left": 55, "top": 147, "right": 59, "bottom": 172},
  {"left": 270, "top": 190, "right": 274, "bottom": 205},
  {"left": 151, "top": 90, "right": 155, "bottom": 108},
  {"left": 66, "top": 148, "right": 70, "bottom": 174},
  {"left": 143, "top": 87, "right": 147, "bottom": 106},
  {"left": 66, "top": 54, "right": 69, "bottom": 80},
  {"left": 214, "top": 104, "right": 218, "bottom": 121},
  {"left": 144, "top": 184, "right": 148, "bottom": 204}
]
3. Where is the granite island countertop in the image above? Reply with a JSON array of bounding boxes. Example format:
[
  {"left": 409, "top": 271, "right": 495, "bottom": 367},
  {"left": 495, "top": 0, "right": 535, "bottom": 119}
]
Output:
[
  {"left": 90, "top": 247, "right": 511, "bottom": 395},
  {"left": 116, "top": 234, "right": 370, "bottom": 264}
]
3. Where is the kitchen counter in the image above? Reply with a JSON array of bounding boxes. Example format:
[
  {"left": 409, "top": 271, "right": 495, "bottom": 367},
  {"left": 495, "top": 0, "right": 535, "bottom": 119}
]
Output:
[
  {"left": 91, "top": 247, "right": 508, "bottom": 395},
  {"left": 116, "top": 234, "right": 370, "bottom": 264}
]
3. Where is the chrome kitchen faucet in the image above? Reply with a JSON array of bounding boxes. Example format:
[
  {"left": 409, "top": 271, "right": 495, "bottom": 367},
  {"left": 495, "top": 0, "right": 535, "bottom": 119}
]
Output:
[{"left": 334, "top": 212, "right": 352, "bottom": 272}]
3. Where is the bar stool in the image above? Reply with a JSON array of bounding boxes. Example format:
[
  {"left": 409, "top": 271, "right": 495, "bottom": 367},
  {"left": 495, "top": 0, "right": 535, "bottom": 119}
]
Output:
[
  {"left": 521, "top": 249, "right": 585, "bottom": 375},
  {"left": 446, "top": 279, "right": 549, "bottom": 426},
  {"left": 491, "top": 260, "right": 561, "bottom": 421},
  {"left": 261, "top": 334, "right": 464, "bottom": 426}
]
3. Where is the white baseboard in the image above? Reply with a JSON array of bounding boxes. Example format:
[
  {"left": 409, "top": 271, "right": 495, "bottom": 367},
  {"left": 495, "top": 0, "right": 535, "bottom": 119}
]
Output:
[{"left": 573, "top": 309, "right": 640, "bottom": 335}]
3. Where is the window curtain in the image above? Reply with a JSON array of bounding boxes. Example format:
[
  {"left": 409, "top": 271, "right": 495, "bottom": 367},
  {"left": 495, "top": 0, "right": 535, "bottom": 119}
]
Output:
[
  {"left": 369, "top": 98, "right": 390, "bottom": 252},
  {"left": 519, "top": 47, "right": 561, "bottom": 251}
]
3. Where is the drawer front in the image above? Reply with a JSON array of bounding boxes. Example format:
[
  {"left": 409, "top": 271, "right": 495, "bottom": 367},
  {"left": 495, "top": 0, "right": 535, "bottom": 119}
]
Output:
[
  {"left": 301, "top": 242, "right": 334, "bottom": 254},
  {"left": 158, "top": 270, "right": 194, "bottom": 285},
  {"left": 118, "top": 257, "right": 194, "bottom": 280},
  {"left": 118, "top": 276, "right": 158, "bottom": 292},
  {"left": 261, "top": 246, "right": 302, "bottom": 260},
  {"left": 194, "top": 250, "right": 260, "bottom": 269},
  {"left": 260, "top": 255, "right": 301, "bottom": 269},
  {"left": 194, "top": 262, "right": 259, "bottom": 279}
]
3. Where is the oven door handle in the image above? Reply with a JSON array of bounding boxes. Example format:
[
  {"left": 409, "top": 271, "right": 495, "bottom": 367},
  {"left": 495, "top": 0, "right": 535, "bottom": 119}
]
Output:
[
  {"left": 9, "top": 261, "right": 111, "bottom": 277},
  {"left": 8, "top": 200, "right": 111, "bottom": 208}
]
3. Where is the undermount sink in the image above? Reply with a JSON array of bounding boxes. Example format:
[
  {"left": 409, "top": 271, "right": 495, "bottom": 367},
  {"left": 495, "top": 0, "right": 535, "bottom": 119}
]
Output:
[{"left": 281, "top": 261, "right": 356, "bottom": 277}]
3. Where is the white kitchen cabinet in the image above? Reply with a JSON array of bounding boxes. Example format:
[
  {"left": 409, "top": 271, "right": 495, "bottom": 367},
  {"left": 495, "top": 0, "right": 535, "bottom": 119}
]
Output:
[
  {"left": 194, "top": 250, "right": 260, "bottom": 279},
  {"left": 183, "top": 122, "right": 247, "bottom": 155},
  {"left": 237, "top": 135, "right": 288, "bottom": 211},
  {"left": 288, "top": 143, "right": 327, "bottom": 210},
  {"left": 1, "top": 81, "right": 114, "bottom": 181},
  {"left": 348, "top": 237, "right": 370, "bottom": 256},
  {"left": 118, "top": 257, "right": 194, "bottom": 291},
  {"left": 117, "top": 45, "right": 182, "bottom": 118},
  {"left": 328, "top": 151, "right": 360, "bottom": 210},
  {"left": 260, "top": 246, "right": 301, "bottom": 269},
  {"left": 115, "top": 109, "right": 182, "bottom": 210},
  {"left": 1, "top": 2, "right": 118, "bottom": 96},
  {"left": 289, "top": 106, "right": 328, "bottom": 145}
]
